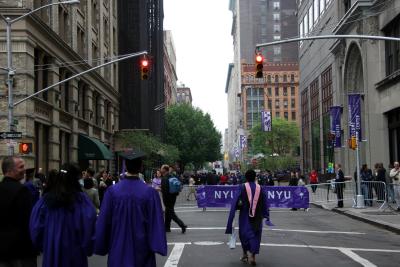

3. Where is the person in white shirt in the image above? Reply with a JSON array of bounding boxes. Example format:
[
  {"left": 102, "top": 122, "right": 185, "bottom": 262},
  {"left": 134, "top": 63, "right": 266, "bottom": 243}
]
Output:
[{"left": 389, "top": 162, "right": 400, "bottom": 211}]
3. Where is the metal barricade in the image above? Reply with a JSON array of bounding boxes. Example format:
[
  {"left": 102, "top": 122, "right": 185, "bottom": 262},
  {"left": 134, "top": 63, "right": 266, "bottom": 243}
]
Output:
[
  {"left": 359, "top": 181, "right": 387, "bottom": 209},
  {"left": 305, "top": 181, "right": 355, "bottom": 205},
  {"left": 389, "top": 183, "right": 400, "bottom": 210}
]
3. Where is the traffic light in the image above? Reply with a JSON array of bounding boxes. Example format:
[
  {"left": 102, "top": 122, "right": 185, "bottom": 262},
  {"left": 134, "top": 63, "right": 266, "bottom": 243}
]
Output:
[
  {"left": 19, "top": 142, "right": 33, "bottom": 154},
  {"left": 348, "top": 136, "right": 357, "bottom": 150},
  {"left": 255, "top": 53, "right": 264, "bottom": 78},
  {"left": 140, "top": 58, "right": 149, "bottom": 80}
]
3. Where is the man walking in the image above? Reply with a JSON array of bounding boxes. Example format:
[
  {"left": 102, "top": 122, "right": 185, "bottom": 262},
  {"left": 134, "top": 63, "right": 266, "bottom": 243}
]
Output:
[
  {"left": 389, "top": 162, "right": 400, "bottom": 211},
  {"left": 95, "top": 152, "right": 167, "bottom": 266},
  {"left": 0, "top": 156, "right": 37, "bottom": 267},
  {"left": 161, "top": 164, "right": 187, "bottom": 233},
  {"left": 335, "top": 163, "right": 345, "bottom": 208}
]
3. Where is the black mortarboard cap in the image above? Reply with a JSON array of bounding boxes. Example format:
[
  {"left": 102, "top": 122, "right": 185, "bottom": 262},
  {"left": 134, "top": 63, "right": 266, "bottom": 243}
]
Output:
[{"left": 117, "top": 149, "right": 146, "bottom": 160}]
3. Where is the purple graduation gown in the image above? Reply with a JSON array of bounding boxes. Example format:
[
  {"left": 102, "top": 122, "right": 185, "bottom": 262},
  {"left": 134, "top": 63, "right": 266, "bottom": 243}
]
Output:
[
  {"left": 226, "top": 182, "right": 269, "bottom": 254},
  {"left": 95, "top": 177, "right": 167, "bottom": 267},
  {"left": 29, "top": 192, "right": 97, "bottom": 267}
]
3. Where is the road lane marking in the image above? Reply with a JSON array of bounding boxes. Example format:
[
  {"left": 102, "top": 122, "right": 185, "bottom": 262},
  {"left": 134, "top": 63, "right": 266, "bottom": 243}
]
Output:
[
  {"left": 193, "top": 241, "right": 224, "bottom": 246},
  {"left": 164, "top": 243, "right": 186, "bottom": 267},
  {"left": 166, "top": 242, "right": 400, "bottom": 253},
  {"left": 338, "top": 249, "right": 377, "bottom": 267},
  {"left": 169, "top": 227, "right": 365, "bottom": 235}
]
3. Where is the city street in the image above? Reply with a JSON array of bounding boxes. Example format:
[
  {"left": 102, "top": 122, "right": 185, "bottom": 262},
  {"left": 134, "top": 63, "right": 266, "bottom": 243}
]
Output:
[{"left": 80, "top": 202, "right": 400, "bottom": 267}]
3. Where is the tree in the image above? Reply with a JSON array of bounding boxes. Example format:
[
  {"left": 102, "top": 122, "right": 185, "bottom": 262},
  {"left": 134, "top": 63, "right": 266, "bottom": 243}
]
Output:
[
  {"left": 165, "top": 104, "right": 222, "bottom": 170},
  {"left": 117, "top": 131, "right": 180, "bottom": 168},
  {"left": 250, "top": 119, "right": 299, "bottom": 170}
]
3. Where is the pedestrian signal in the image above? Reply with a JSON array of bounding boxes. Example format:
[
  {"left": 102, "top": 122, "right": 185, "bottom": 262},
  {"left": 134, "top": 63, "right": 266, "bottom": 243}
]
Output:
[
  {"left": 19, "top": 142, "right": 33, "bottom": 154},
  {"left": 255, "top": 53, "right": 264, "bottom": 78},
  {"left": 140, "top": 58, "right": 149, "bottom": 80}
]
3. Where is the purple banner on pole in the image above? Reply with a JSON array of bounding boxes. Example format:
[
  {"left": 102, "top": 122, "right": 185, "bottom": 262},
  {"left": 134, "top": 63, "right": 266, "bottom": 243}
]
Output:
[
  {"left": 348, "top": 94, "right": 362, "bottom": 141},
  {"left": 330, "top": 106, "right": 342, "bottom": 148},
  {"left": 196, "top": 185, "right": 309, "bottom": 209},
  {"left": 261, "top": 110, "right": 272, "bottom": 132},
  {"left": 239, "top": 135, "right": 247, "bottom": 149}
]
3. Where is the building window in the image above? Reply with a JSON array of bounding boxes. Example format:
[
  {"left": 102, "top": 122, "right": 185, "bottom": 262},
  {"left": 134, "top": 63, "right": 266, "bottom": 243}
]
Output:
[
  {"left": 304, "top": 13, "right": 309, "bottom": 36},
  {"left": 104, "top": 17, "right": 110, "bottom": 45},
  {"left": 310, "top": 78, "right": 319, "bottom": 121},
  {"left": 284, "top": 99, "right": 288, "bottom": 108},
  {"left": 314, "top": 0, "right": 319, "bottom": 23},
  {"left": 34, "top": 49, "right": 50, "bottom": 101},
  {"left": 268, "top": 100, "right": 272, "bottom": 109},
  {"left": 292, "top": 111, "right": 296, "bottom": 120},
  {"left": 59, "top": 131, "right": 70, "bottom": 167},
  {"left": 273, "top": 13, "right": 280, "bottom": 21},
  {"left": 274, "top": 24, "right": 281, "bottom": 33},
  {"left": 284, "top": 112, "right": 288, "bottom": 120},
  {"left": 267, "top": 87, "right": 272, "bottom": 96},
  {"left": 58, "top": 6, "right": 69, "bottom": 42},
  {"left": 273, "top": 2, "right": 280, "bottom": 10},
  {"left": 77, "top": 26, "right": 85, "bottom": 57},
  {"left": 321, "top": 66, "right": 333, "bottom": 114},
  {"left": 291, "top": 98, "right": 295, "bottom": 108},
  {"left": 384, "top": 15, "right": 400, "bottom": 76},
  {"left": 275, "top": 99, "right": 280, "bottom": 108},
  {"left": 291, "top": 86, "right": 295, "bottom": 95},
  {"left": 267, "top": 75, "right": 272, "bottom": 83},
  {"left": 92, "top": 0, "right": 99, "bottom": 30},
  {"left": 291, "top": 74, "right": 295, "bottom": 82},
  {"left": 276, "top": 111, "right": 280, "bottom": 118},
  {"left": 92, "top": 43, "right": 99, "bottom": 67},
  {"left": 344, "top": 0, "right": 351, "bottom": 13},
  {"left": 273, "top": 35, "right": 281, "bottom": 40},
  {"left": 275, "top": 87, "right": 279, "bottom": 96},
  {"left": 308, "top": 5, "right": 313, "bottom": 31},
  {"left": 283, "top": 74, "right": 287, "bottom": 82},
  {"left": 275, "top": 75, "right": 279, "bottom": 83},
  {"left": 283, "top": 87, "right": 288, "bottom": 96},
  {"left": 59, "top": 69, "right": 70, "bottom": 112}
]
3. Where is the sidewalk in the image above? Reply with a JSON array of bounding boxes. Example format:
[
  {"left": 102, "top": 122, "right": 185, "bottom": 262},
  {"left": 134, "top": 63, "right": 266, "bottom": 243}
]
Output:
[{"left": 313, "top": 201, "right": 400, "bottom": 234}]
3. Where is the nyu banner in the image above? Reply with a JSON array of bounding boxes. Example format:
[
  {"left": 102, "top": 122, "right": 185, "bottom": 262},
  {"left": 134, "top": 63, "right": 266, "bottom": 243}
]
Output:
[
  {"left": 196, "top": 185, "right": 309, "bottom": 209},
  {"left": 348, "top": 94, "right": 362, "bottom": 141},
  {"left": 261, "top": 110, "right": 272, "bottom": 132},
  {"left": 239, "top": 135, "right": 247, "bottom": 149},
  {"left": 330, "top": 106, "right": 342, "bottom": 148}
]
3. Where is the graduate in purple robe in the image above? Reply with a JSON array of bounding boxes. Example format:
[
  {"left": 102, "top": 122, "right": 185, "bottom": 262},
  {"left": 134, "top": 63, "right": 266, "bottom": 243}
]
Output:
[
  {"left": 95, "top": 151, "right": 167, "bottom": 267},
  {"left": 30, "top": 163, "right": 97, "bottom": 267},
  {"left": 226, "top": 170, "right": 270, "bottom": 266}
]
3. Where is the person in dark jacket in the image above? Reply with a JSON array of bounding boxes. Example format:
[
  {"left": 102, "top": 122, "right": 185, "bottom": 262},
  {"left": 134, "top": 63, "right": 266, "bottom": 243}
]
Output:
[
  {"left": 335, "top": 163, "right": 345, "bottom": 208},
  {"left": 0, "top": 156, "right": 37, "bottom": 267},
  {"left": 374, "top": 163, "right": 386, "bottom": 202},
  {"left": 161, "top": 164, "right": 187, "bottom": 233}
]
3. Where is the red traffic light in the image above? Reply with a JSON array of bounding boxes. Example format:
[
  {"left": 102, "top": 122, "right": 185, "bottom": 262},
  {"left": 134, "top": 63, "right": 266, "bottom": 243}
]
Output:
[
  {"left": 19, "top": 142, "right": 33, "bottom": 154},
  {"left": 255, "top": 53, "right": 264, "bottom": 78},
  {"left": 141, "top": 59, "right": 149, "bottom": 67},
  {"left": 256, "top": 54, "right": 263, "bottom": 63}
]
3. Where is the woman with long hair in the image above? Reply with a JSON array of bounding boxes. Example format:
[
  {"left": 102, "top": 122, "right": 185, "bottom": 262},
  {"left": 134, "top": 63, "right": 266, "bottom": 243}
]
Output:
[
  {"left": 226, "top": 170, "right": 271, "bottom": 266},
  {"left": 30, "top": 163, "right": 96, "bottom": 267}
]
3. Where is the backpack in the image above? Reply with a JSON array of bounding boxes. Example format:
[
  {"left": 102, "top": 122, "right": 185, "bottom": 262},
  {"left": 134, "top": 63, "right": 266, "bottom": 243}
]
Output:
[{"left": 168, "top": 177, "right": 182, "bottom": 194}]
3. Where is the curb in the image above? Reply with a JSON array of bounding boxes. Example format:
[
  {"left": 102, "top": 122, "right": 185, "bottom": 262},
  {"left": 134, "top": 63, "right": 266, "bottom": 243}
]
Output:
[{"left": 311, "top": 203, "right": 400, "bottom": 235}]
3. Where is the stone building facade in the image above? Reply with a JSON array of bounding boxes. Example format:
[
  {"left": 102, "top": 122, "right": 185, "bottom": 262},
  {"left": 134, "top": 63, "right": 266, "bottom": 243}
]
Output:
[
  {"left": 299, "top": 0, "right": 400, "bottom": 175},
  {"left": 0, "top": 0, "right": 118, "bottom": 173},
  {"left": 163, "top": 30, "right": 177, "bottom": 107}
]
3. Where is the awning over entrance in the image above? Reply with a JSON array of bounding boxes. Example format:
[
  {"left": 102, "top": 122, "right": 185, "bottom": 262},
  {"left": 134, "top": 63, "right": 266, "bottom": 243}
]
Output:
[{"left": 78, "top": 134, "right": 113, "bottom": 160}]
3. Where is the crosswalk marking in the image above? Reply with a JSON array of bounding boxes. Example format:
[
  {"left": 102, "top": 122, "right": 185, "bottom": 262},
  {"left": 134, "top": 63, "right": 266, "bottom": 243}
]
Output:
[
  {"left": 338, "top": 248, "right": 377, "bottom": 267},
  {"left": 164, "top": 243, "right": 186, "bottom": 267}
]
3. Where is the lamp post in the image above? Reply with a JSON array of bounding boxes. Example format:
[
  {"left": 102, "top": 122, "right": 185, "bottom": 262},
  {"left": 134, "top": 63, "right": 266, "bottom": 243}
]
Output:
[{"left": 1, "top": 0, "right": 80, "bottom": 155}]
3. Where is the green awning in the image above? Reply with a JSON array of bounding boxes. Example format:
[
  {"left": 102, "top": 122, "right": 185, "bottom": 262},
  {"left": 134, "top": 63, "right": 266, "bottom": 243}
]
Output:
[{"left": 78, "top": 134, "right": 113, "bottom": 160}]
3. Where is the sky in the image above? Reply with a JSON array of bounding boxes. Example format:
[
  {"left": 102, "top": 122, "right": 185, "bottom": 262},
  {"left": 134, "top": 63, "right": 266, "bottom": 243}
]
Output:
[{"left": 163, "top": 0, "right": 233, "bottom": 135}]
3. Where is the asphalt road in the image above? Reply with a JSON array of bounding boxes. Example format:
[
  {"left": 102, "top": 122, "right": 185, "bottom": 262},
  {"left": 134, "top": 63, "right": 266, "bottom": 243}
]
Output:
[{"left": 40, "top": 202, "right": 400, "bottom": 267}]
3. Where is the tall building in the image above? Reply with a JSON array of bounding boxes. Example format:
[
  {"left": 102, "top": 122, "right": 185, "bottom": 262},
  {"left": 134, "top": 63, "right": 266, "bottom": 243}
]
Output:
[
  {"left": 298, "top": 0, "right": 400, "bottom": 175},
  {"left": 164, "top": 30, "right": 178, "bottom": 107},
  {"left": 176, "top": 86, "right": 192, "bottom": 105},
  {"left": 227, "top": 0, "right": 299, "bottom": 164},
  {"left": 0, "top": 0, "right": 118, "bottom": 173},
  {"left": 117, "top": 0, "right": 165, "bottom": 137}
]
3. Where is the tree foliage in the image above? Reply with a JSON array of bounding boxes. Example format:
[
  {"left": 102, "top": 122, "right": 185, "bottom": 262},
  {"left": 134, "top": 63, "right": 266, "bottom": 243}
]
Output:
[
  {"left": 250, "top": 119, "right": 300, "bottom": 171},
  {"left": 165, "top": 104, "right": 222, "bottom": 169},
  {"left": 117, "top": 131, "right": 180, "bottom": 167},
  {"left": 250, "top": 118, "right": 300, "bottom": 156}
]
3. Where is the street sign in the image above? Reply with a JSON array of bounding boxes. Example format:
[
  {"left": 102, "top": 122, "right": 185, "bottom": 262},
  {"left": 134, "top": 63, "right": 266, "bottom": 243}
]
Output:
[{"left": 0, "top": 132, "right": 22, "bottom": 139}]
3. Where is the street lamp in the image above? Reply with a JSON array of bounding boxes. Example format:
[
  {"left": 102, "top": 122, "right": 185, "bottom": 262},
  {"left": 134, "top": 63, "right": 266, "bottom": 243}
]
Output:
[{"left": 0, "top": 0, "right": 80, "bottom": 155}]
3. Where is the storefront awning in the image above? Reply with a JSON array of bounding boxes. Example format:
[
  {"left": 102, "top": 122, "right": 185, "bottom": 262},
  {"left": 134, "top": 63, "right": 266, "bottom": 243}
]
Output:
[{"left": 78, "top": 134, "right": 113, "bottom": 160}]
